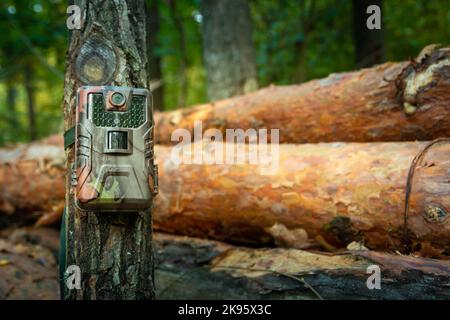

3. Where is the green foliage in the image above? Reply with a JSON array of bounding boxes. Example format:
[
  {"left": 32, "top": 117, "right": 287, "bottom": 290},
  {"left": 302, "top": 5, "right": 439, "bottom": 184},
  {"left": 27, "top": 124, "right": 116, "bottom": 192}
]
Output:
[
  {"left": 384, "top": 0, "right": 450, "bottom": 60},
  {"left": 0, "top": 0, "right": 448, "bottom": 146},
  {"left": 158, "top": 0, "right": 206, "bottom": 109},
  {"left": 0, "top": 0, "right": 67, "bottom": 145},
  {"left": 251, "top": 0, "right": 355, "bottom": 85}
]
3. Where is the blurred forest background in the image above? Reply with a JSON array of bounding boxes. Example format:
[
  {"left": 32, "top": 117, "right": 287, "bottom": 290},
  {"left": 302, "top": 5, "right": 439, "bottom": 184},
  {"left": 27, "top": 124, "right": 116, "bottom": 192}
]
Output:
[{"left": 0, "top": 0, "right": 448, "bottom": 146}]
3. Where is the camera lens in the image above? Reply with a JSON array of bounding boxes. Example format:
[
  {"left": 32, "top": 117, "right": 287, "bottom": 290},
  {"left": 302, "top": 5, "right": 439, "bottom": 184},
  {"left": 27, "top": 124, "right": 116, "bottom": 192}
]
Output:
[{"left": 111, "top": 92, "right": 126, "bottom": 106}]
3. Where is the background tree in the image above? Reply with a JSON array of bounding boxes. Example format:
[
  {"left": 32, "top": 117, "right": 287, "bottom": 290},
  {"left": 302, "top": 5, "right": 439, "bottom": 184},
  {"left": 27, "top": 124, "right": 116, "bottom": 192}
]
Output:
[
  {"left": 292, "top": 0, "right": 318, "bottom": 83},
  {"left": 167, "top": 0, "right": 189, "bottom": 107},
  {"left": 1, "top": 0, "right": 449, "bottom": 146},
  {"left": 148, "top": 0, "right": 164, "bottom": 110},
  {"left": 23, "top": 62, "right": 37, "bottom": 140},
  {"left": 352, "top": 0, "right": 385, "bottom": 67},
  {"left": 62, "top": 0, "right": 154, "bottom": 300},
  {"left": 0, "top": 0, "right": 66, "bottom": 145},
  {"left": 200, "top": 0, "right": 258, "bottom": 101}
]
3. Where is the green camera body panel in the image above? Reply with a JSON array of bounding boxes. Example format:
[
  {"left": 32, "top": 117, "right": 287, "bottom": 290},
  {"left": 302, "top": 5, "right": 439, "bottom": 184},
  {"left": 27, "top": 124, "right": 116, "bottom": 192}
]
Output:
[{"left": 74, "top": 86, "right": 157, "bottom": 212}]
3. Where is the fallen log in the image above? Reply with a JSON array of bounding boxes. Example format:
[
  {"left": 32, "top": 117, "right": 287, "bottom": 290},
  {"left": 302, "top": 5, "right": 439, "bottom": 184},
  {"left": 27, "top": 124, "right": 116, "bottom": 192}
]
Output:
[
  {"left": 1, "top": 228, "right": 448, "bottom": 300},
  {"left": 155, "top": 233, "right": 450, "bottom": 299},
  {"left": 155, "top": 45, "right": 450, "bottom": 144},
  {"left": 0, "top": 135, "right": 65, "bottom": 222},
  {"left": 155, "top": 140, "right": 450, "bottom": 254},
  {"left": 0, "top": 137, "right": 448, "bottom": 255}
]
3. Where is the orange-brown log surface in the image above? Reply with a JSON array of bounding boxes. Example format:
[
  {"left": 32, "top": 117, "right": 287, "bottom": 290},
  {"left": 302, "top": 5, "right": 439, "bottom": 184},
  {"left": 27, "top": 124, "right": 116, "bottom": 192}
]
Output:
[
  {"left": 0, "top": 135, "right": 65, "bottom": 222},
  {"left": 155, "top": 45, "right": 450, "bottom": 144},
  {"left": 155, "top": 140, "right": 450, "bottom": 253},
  {"left": 0, "top": 137, "right": 449, "bottom": 254}
]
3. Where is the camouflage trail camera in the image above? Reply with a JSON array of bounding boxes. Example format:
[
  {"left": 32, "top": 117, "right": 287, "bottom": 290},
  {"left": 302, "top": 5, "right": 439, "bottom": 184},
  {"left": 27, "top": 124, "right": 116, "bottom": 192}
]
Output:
[{"left": 73, "top": 86, "right": 158, "bottom": 211}]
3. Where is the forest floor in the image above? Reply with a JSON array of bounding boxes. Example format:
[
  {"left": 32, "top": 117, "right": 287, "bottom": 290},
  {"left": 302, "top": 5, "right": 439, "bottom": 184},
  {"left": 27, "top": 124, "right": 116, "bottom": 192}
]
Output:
[{"left": 1, "top": 225, "right": 449, "bottom": 300}]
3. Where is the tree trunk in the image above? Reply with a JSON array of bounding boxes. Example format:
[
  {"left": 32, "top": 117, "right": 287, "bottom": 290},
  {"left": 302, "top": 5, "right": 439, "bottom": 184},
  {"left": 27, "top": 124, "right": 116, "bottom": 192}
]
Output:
[
  {"left": 200, "top": 0, "right": 258, "bottom": 101},
  {"left": 24, "top": 64, "right": 37, "bottom": 141},
  {"left": 168, "top": 0, "right": 188, "bottom": 107},
  {"left": 148, "top": 0, "right": 164, "bottom": 110},
  {"left": 292, "top": 41, "right": 308, "bottom": 83},
  {"left": 1, "top": 137, "right": 448, "bottom": 256},
  {"left": 154, "top": 45, "right": 450, "bottom": 144},
  {"left": 62, "top": 0, "right": 154, "bottom": 300},
  {"left": 6, "top": 82, "right": 19, "bottom": 129},
  {"left": 352, "top": 0, "right": 385, "bottom": 68},
  {"left": 292, "top": 0, "right": 316, "bottom": 83},
  {"left": 1, "top": 81, "right": 20, "bottom": 145}
]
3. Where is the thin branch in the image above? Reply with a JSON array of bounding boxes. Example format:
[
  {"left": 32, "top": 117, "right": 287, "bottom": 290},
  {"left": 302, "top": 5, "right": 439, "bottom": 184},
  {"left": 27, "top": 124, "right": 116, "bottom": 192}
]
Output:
[
  {"left": 402, "top": 138, "right": 450, "bottom": 253},
  {"left": 213, "top": 265, "right": 324, "bottom": 300}
]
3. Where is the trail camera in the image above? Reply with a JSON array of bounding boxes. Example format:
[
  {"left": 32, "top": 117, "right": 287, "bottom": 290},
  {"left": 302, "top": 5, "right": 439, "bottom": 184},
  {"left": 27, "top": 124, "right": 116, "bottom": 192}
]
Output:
[{"left": 73, "top": 86, "right": 157, "bottom": 212}]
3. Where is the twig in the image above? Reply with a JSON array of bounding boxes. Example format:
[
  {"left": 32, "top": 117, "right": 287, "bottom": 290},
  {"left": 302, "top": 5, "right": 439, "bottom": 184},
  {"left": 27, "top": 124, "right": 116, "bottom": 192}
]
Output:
[
  {"left": 213, "top": 265, "right": 324, "bottom": 300},
  {"left": 403, "top": 138, "right": 450, "bottom": 253}
]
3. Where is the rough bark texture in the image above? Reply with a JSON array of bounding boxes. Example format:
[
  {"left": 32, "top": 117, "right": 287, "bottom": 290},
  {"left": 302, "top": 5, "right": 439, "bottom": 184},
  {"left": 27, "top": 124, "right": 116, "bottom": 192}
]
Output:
[
  {"left": 352, "top": 0, "right": 385, "bottom": 68},
  {"left": 1, "top": 137, "right": 448, "bottom": 256},
  {"left": 200, "top": 0, "right": 258, "bottom": 101},
  {"left": 62, "top": 0, "right": 154, "bottom": 300},
  {"left": 154, "top": 45, "right": 450, "bottom": 144}
]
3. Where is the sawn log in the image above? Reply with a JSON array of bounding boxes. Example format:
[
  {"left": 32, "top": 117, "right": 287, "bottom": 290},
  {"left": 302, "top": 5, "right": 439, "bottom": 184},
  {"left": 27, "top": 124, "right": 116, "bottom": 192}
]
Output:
[
  {"left": 155, "top": 45, "right": 450, "bottom": 144},
  {"left": 0, "top": 137, "right": 448, "bottom": 256}
]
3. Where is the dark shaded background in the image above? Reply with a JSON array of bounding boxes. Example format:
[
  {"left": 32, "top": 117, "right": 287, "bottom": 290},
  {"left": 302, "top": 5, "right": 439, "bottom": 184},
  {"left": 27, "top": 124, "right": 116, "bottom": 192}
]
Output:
[{"left": 0, "top": 0, "right": 448, "bottom": 145}]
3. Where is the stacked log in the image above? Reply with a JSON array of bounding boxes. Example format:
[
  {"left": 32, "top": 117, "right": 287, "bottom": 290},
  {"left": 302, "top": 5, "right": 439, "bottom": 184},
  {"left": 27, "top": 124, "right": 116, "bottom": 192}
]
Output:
[
  {"left": 155, "top": 45, "right": 450, "bottom": 144},
  {"left": 0, "top": 45, "right": 448, "bottom": 258},
  {"left": 0, "top": 138, "right": 448, "bottom": 256}
]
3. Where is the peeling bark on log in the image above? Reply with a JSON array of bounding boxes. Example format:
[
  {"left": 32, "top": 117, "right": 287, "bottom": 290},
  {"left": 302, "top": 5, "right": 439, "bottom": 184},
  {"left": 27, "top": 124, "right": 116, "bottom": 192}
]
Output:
[
  {"left": 62, "top": 0, "right": 154, "bottom": 300},
  {"left": 154, "top": 45, "right": 450, "bottom": 144},
  {"left": 0, "top": 138, "right": 448, "bottom": 256},
  {"left": 154, "top": 140, "right": 450, "bottom": 255}
]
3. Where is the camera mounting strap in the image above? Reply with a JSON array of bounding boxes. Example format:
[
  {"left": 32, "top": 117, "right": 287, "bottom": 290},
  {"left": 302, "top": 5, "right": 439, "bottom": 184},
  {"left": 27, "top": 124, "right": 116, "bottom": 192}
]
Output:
[{"left": 64, "top": 126, "right": 76, "bottom": 150}]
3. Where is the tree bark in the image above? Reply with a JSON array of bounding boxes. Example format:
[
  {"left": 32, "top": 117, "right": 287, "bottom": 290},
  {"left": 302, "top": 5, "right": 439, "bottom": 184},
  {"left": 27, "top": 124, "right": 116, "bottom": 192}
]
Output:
[
  {"left": 200, "top": 0, "right": 258, "bottom": 101},
  {"left": 154, "top": 45, "right": 450, "bottom": 144},
  {"left": 24, "top": 63, "right": 37, "bottom": 141},
  {"left": 62, "top": 0, "right": 154, "bottom": 300},
  {"left": 352, "top": 0, "right": 385, "bottom": 68},
  {"left": 1, "top": 137, "right": 448, "bottom": 256}
]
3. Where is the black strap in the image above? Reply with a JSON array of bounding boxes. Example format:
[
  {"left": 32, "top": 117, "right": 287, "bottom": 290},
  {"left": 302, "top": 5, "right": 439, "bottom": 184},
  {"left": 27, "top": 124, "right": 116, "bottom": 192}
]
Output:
[{"left": 64, "top": 126, "right": 75, "bottom": 150}]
